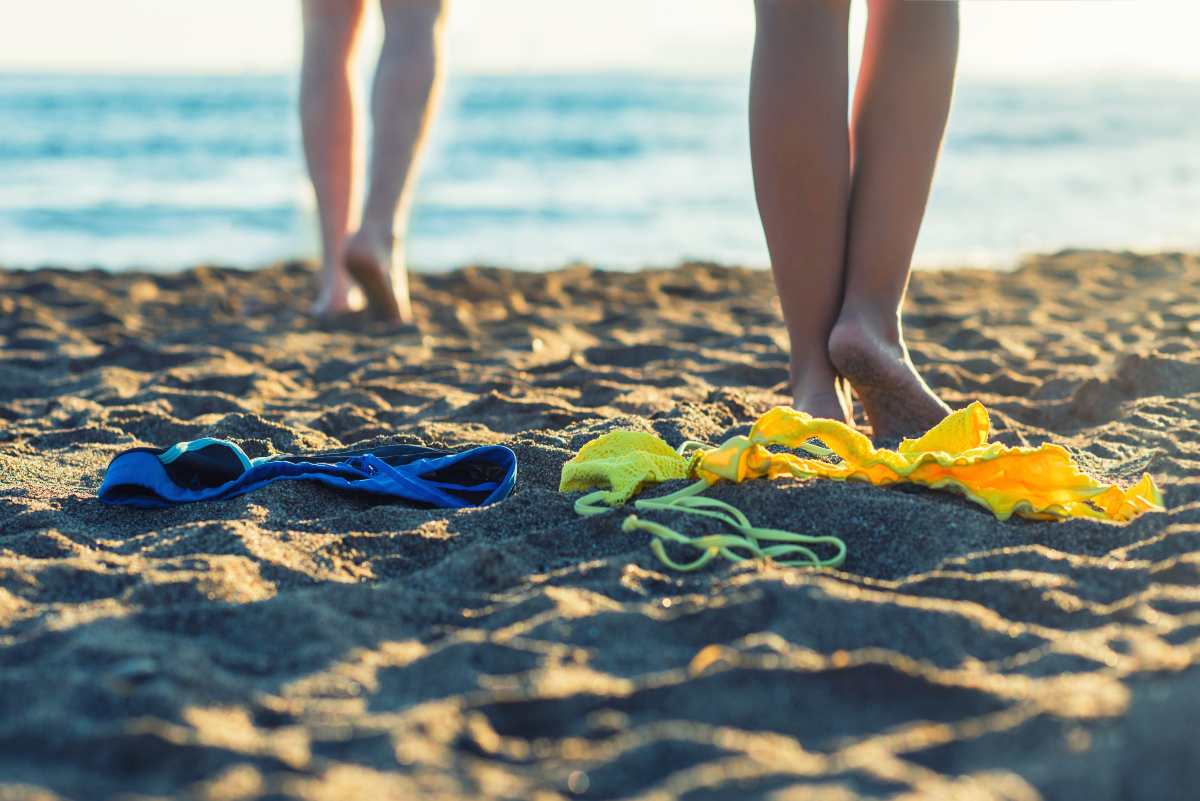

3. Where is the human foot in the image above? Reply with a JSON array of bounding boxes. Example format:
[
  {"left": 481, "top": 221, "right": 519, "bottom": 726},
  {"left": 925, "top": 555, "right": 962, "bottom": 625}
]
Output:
[
  {"left": 311, "top": 266, "right": 362, "bottom": 318},
  {"left": 828, "top": 310, "right": 950, "bottom": 440},
  {"left": 794, "top": 388, "right": 854, "bottom": 426},
  {"left": 792, "top": 368, "right": 854, "bottom": 425},
  {"left": 344, "top": 229, "right": 414, "bottom": 324}
]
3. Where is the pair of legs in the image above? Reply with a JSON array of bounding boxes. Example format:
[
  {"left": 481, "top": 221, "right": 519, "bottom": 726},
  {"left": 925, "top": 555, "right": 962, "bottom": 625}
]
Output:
[
  {"left": 300, "top": 0, "right": 446, "bottom": 322},
  {"left": 751, "top": 0, "right": 958, "bottom": 438}
]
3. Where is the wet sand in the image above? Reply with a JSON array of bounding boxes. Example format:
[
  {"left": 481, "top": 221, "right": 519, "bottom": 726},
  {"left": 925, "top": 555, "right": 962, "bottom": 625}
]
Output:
[{"left": 1, "top": 250, "right": 1198, "bottom": 800}]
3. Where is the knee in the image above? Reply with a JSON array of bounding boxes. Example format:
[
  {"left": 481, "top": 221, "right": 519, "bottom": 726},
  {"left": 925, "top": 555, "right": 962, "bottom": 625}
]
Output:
[
  {"left": 755, "top": 0, "right": 850, "bottom": 17},
  {"left": 302, "top": 0, "right": 366, "bottom": 52},
  {"left": 377, "top": 1, "right": 446, "bottom": 67},
  {"left": 754, "top": 0, "right": 851, "bottom": 43},
  {"left": 380, "top": 0, "right": 447, "bottom": 33},
  {"left": 867, "top": 0, "right": 958, "bottom": 24},
  {"left": 302, "top": 0, "right": 366, "bottom": 28}
]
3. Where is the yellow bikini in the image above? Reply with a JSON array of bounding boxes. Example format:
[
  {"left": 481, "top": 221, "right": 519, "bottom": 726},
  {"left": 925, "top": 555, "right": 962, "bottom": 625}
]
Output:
[{"left": 560, "top": 402, "right": 1163, "bottom": 571}]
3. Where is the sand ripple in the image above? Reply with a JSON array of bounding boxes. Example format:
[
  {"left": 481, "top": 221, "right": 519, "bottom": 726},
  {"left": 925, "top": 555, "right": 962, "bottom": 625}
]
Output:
[{"left": 1, "top": 252, "right": 1198, "bottom": 799}]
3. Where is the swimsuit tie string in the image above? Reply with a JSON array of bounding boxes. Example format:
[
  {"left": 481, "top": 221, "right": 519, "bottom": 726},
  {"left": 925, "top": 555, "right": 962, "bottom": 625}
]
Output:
[{"left": 570, "top": 435, "right": 847, "bottom": 572}]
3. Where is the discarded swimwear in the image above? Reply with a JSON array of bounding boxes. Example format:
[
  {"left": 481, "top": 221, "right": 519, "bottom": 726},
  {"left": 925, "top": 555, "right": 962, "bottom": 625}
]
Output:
[
  {"left": 99, "top": 439, "right": 517, "bottom": 509},
  {"left": 559, "top": 401, "right": 1163, "bottom": 572}
]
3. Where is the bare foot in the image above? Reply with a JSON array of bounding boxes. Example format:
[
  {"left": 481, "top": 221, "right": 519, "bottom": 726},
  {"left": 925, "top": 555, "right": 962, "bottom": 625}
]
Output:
[
  {"left": 828, "top": 310, "right": 950, "bottom": 440},
  {"left": 792, "top": 367, "right": 854, "bottom": 425},
  {"left": 344, "top": 229, "right": 414, "bottom": 324},
  {"left": 794, "top": 388, "right": 854, "bottom": 426},
  {"left": 311, "top": 266, "right": 362, "bottom": 318}
]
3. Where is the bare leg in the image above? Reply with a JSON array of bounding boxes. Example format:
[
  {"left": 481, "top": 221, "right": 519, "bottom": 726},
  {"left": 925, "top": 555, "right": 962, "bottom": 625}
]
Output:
[
  {"left": 750, "top": 0, "right": 853, "bottom": 423},
  {"left": 300, "top": 0, "right": 366, "bottom": 317},
  {"left": 346, "top": 0, "right": 447, "bottom": 323},
  {"left": 829, "top": 0, "right": 958, "bottom": 438}
]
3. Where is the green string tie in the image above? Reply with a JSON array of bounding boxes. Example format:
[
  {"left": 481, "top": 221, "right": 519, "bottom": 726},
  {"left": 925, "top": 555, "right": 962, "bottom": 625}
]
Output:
[{"left": 574, "top": 439, "right": 846, "bottom": 572}]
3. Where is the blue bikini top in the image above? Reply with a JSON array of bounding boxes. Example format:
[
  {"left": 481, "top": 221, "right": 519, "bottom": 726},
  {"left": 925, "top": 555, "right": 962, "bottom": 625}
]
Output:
[{"left": 98, "top": 438, "right": 517, "bottom": 510}]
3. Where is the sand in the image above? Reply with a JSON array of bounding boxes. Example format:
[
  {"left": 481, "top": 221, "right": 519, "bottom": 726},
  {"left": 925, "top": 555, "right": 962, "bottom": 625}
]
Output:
[{"left": 1, "top": 250, "right": 1198, "bottom": 800}]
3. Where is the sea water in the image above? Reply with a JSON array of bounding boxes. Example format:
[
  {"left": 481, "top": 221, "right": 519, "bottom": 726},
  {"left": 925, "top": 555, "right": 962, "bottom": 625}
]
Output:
[{"left": 1, "top": 72, "right": 1197, "bottom": 271}]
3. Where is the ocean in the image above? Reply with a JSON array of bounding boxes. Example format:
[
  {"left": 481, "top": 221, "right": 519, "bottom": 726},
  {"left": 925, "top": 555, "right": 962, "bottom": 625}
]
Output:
[{"left": 2, "top": 72, "right": 1198, "bottom": 272}]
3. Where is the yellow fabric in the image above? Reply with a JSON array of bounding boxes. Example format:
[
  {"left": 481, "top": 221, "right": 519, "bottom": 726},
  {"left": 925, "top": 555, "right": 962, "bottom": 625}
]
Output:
[
  {"left": 559, "top": 430, "right": 694, "bottom": 508},
  {"left": 559, "top": 402, "right": 1163, "bottom": 523}
]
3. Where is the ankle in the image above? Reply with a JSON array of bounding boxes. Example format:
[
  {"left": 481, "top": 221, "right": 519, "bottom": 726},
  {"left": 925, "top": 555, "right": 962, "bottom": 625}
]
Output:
[
  {"left": 831, "top": 303, "right": 903, "bottom": 348},
  {"left": 789, "top": 357, "right": 838, "bottom": 399},
  {"left": 351, "top": 224, "right": 398, "bottom": 254},
  {"left": 319, "top": 255, "right": 347, "bottom": 280}
]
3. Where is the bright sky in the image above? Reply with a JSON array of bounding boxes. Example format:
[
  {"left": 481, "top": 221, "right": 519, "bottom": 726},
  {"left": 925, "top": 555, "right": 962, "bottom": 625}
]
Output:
[{"left": 2, "top": 0, "right": 1198, "bottom": 79}]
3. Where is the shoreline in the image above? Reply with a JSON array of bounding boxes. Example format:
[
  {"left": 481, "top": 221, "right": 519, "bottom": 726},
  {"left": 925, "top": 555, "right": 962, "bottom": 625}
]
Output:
[{"left": 9, "top": 243, "right": 1200, "bottom": 277}]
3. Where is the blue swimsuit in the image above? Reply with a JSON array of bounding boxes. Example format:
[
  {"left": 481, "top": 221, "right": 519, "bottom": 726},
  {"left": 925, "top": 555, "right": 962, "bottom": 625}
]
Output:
[{"left": 99, "top": 439, "right": 517, "bottom": 510}]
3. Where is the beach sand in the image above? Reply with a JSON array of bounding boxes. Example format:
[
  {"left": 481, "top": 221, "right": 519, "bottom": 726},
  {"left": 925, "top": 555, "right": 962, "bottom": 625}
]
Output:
[{"left": 1, "top": 250, "right": 1198, "bottom": 800}]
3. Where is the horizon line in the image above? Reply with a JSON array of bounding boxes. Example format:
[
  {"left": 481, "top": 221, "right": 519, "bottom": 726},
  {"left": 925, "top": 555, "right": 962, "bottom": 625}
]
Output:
[{"left": 2, "top": 65, "right": 1198, "bottom": 83}]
